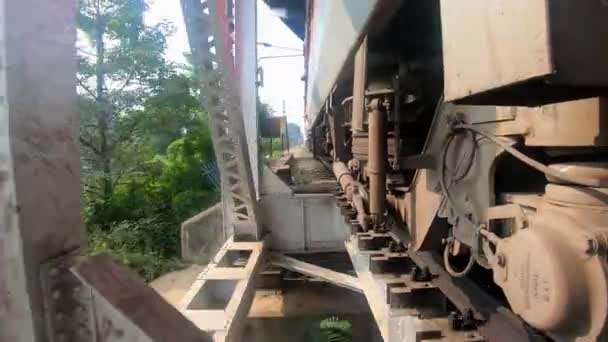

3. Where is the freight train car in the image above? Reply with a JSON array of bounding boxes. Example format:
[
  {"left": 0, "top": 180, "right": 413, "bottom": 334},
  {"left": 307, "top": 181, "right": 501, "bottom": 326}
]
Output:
[{"left": 266, "top": 0, "right": 608, "bottom": 340}]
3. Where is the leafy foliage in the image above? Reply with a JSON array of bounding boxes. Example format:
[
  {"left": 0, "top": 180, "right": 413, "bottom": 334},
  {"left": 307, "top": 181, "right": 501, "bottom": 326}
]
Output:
[
  {"left": 260, "top": 137, "right": 289, "bottom": 160},
  {"left": 79, "top": 0, "right": 176, "bottom": 227},
  {"left": 79, "top": 0, "right": 218, "bottom": 281},
  {"left": 88, "top": 217, "right": 185, "bottom": 281},
  {"left": 257, "top": 96, "right": 275, "bottom": 121},
  {"left": 319, "top": 317, "right": 353, "bottom": 342},
  {"left": 305, "top": 317, "right": 353, "bottom": 342}
]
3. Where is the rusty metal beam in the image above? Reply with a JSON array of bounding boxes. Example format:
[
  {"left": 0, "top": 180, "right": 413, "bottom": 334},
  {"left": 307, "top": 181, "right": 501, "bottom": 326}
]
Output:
[
  {"left": 72, "top": 256, "right": 213, "bottom": 342},
  {"left": 368, "top": 101, "right": 387, "bottom": 225}
]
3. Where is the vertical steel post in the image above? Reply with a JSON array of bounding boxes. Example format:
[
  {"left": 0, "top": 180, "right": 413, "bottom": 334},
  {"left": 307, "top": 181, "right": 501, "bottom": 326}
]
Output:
[
  {"left": 235, "top": 0, "right": 259, "bottom": 197},
  {"left": 0, "top": 1, "right": 36, "bottom": 338},
  {"left": 0, "top": 1, "right": 85, "bottom": 340}
]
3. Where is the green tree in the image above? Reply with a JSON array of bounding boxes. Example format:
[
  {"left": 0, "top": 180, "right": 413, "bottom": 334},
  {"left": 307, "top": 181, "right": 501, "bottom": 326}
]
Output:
[
  {"left": 78, "top": 1, "right": 219, "bottom": 281},
  {"left": 86, "top": 74, "right": 219, "bottom": 281},
  {"left": 78, "top": 0, "right": 173, "bottom": 227},
  {"left": 100, "top": 74, "right": 216, "bottom": 223},
  {"left": 257, "top": 96, "right": 275, "bottom": 121}
]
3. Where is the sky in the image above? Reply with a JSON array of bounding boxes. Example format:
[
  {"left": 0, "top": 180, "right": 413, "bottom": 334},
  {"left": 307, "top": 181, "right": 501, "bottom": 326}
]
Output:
[{"left": 146, "top": 0, "right": 306, "bottom": 131}]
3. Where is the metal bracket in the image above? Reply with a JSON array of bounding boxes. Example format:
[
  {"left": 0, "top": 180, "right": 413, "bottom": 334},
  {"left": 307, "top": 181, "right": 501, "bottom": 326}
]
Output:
[
  {"left": 486, "top": 203, "right": 528, "bottom": 233},
  {"left": 41, "top": 255, "right": 214, "bottom": 342},
  {"left": 40, "top": 255, "right": 96, "bottom": 342}
]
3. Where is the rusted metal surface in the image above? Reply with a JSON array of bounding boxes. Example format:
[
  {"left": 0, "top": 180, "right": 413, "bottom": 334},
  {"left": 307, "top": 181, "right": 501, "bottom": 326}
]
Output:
[
  {"left": 352, "top": 135, "right": 397, "bottom": 160},
  {"left": 329, "top": 97, "right": 559, "bottom": 341},
  {"left": 270, "top": 253, "right": 363, "bottom": 293},
  {"left": 441, "top": 0, "right": 608, "bottom": 105},
  {"left": 40, "top": 256, "right": 96, "bottom": 342},
  {"left": 333, "top": 160, "right": 371, "bottom": 231},
  {"left": 336, "top": 190, "right": 543, "bottom": 341},
  {"left": 72, "top": 255, "right": 213, "bottom": 342},
  {"left": 367, "top": 101, "right": 387, "bottom": 226},
  {"left": 333, "top": 161, "right": 355, "bottom": 201},
  {"left": 352, "top": 191, "right": 370, "bottom": 232}
]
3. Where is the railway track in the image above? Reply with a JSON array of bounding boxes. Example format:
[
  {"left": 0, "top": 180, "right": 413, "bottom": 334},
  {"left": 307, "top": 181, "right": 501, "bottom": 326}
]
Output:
[{"left": 331, "top": 180, "right": 546, "bottom": 342}]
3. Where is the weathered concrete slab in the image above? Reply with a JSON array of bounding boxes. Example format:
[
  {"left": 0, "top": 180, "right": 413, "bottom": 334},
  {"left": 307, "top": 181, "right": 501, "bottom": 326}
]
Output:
[{"left": 181, "top": 203, "right": 226, "bottom": 264}]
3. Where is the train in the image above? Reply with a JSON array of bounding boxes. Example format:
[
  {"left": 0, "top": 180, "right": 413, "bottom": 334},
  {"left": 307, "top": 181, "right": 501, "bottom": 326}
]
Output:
[{"left": 266, "top": 0, "right": 608, "bottom": 340}]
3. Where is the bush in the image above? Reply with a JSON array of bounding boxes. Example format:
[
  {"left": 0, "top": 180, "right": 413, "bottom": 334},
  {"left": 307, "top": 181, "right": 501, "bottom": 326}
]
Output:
[
  {"left": 88, "top": 217, "right": 186, "bottom": 282},
  {"left": 319, "top": 317, "right": 352, "bottom": 342},
  {"left": 305, "top": 317, "right": 353, "bottom": 342}
]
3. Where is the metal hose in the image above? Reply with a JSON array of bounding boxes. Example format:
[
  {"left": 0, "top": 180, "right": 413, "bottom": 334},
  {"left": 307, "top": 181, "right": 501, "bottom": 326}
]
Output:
[{"left": 443, "top": 240, "right": 476, "bottom": 278}]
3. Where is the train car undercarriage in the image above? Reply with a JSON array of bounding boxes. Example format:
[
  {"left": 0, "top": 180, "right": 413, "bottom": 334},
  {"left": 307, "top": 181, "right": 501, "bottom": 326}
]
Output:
[{"left": 304, "top": 1, "right": 608, "bottom": 340}]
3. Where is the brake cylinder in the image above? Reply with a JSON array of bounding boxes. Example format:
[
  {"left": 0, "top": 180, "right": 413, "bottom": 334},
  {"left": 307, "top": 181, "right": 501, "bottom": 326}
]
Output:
[{"left": 368, "top": 100, "right": 387, "bottom": 226}]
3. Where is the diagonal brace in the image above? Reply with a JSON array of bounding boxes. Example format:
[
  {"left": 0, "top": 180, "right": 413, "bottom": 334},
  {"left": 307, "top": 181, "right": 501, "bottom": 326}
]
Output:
[{"left": 270, "top": 253, "right": 363, "bottom": 293}]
